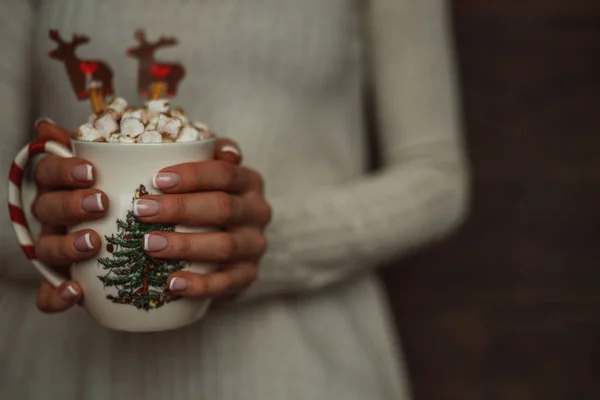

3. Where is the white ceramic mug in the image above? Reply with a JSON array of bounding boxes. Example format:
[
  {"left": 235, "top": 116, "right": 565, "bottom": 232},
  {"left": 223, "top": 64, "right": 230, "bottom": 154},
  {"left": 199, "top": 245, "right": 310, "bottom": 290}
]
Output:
[{"left": 8, "top": 139, "right": 216, "bottom": 332}]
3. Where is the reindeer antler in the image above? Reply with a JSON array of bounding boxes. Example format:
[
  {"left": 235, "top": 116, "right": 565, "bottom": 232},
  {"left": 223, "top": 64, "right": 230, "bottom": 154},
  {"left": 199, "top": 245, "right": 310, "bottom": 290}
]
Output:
[
  {"left": 153, "top": 35, "right": 178, "bottom": 48},
  {"left": 134, "top": 30, "right": 147, "bottom": 43},
  {"left": 49, "top": 29, "right": 64, "bottom": 44},
  {"left": 71, "top": 34, "right": 90, "bottom": 46}
]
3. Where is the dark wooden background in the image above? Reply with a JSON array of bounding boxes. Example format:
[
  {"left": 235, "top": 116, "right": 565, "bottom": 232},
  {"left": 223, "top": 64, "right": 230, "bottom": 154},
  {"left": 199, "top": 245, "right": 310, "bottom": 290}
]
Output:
[{"left": 382, "top": 1, "right": 600, "bottom": 399}]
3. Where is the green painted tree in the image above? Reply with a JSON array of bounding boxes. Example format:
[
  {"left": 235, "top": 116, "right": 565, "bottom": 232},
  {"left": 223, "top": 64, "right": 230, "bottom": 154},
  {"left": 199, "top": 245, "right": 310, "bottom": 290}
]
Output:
[{"left": 98, "top": 184, "right": 187, "bottom": 311}]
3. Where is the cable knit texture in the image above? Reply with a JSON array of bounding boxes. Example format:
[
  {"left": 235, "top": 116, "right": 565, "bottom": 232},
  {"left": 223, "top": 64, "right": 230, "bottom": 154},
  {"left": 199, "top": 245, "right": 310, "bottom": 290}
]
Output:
[{"left": 0, "top": 0, "right": 468, "bottom": 399}]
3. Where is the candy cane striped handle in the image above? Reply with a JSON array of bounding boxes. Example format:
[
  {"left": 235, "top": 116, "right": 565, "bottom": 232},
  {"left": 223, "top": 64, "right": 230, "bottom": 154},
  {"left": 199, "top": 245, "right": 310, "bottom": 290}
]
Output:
[{"left": 8, "top": 140, "right": 74, "bottom": 287}]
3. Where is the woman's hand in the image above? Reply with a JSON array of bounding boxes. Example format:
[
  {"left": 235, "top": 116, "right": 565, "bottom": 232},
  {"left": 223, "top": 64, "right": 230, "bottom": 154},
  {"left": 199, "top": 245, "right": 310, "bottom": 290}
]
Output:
[
  {"left": 135, "top": 151, "right": 272, "bottom": 300},
  {"left": 32, "top": 119, "right": 106, "bottom": 312},
  {"left": 31, "top": 119, "right": 256, "bottom": 312}
]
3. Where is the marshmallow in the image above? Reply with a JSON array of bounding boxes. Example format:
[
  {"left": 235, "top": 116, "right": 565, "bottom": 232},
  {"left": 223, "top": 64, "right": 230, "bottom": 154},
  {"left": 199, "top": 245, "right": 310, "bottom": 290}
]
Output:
[
  {"left": 170, "top": 107, "right": 189, "bottom": 125},
  {"left": 122, "top": 109, "right": 144, "bottom": 121},
  {"left": 146, "top": 99, "right": 170, "bottom": 117},
  {"left": 137, "top": 130, "right": 162, "bottom": 143},
  {"left": 192, "top": 121, "right": 209, "bottom": 132},
  {"left": 146, "top": 113, "right": 161, "bottom": 130},
  {"left": 156, "top": 114, "right": 182, "bottom": 138},
  {"left": 119, "top": 135, "right": 137, "bottom": 143},
  {"left": 199, "top": 129, "right": 214, "bottom": 140},
  {"left": 120, "top": 118, "right": 145, "bottom": 138},
  {"left": 88, "top": 114, "right": 98, "bottom": 124},
  {"left": 94, "top": 113, "right": 119, "bottom": 136},
  {"left": 107, "top": 133, "right": 121, "bottom": 143},
  {"left": 107, "top": 97, "right": 128, "bottom": 117},
  {"left": 75, "top": 123, "right": 103, "bottom": 142},
  {"left": 161, "top": 133, "right": 175, "bottom": 143},
  {"left": 176, "top": 126, "right": 200, "bottom": 142}
]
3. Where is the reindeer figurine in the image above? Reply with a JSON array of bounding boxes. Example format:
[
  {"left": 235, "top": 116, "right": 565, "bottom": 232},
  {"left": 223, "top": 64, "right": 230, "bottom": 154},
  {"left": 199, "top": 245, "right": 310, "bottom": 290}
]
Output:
[
  {"left": 48, "top": 30, "right": 114, "bottom": 104},
  {"left": 126, "top": 30, "right": 186, "bottom": 99}
]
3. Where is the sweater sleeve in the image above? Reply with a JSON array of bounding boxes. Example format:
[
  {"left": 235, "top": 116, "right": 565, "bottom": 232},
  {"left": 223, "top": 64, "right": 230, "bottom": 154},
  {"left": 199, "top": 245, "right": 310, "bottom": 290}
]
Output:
[
  {"left": 0, "top": 0, "right": 35, "bottom": 281},
  {"left": 238, "top": 0, "right": 469, "bottom": 302}
]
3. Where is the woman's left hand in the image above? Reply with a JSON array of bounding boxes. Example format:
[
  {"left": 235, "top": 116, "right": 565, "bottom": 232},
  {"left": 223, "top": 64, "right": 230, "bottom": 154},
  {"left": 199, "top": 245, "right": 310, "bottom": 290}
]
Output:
[{"left": 134, "top": 139, "right": 272, "bottom": 299}]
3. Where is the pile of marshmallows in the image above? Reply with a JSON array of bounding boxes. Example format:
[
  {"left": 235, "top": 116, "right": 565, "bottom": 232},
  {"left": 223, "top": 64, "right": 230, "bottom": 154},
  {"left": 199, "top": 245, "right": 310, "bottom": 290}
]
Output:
[{"left": 76, "top": 98, "right": 214, "bottom": 143}]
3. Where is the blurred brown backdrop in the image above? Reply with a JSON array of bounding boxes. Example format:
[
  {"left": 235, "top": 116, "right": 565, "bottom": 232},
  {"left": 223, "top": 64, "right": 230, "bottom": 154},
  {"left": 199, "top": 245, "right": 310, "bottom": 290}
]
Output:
[{"left": 381, "top": 1, "right": 600, "bottom": 399}]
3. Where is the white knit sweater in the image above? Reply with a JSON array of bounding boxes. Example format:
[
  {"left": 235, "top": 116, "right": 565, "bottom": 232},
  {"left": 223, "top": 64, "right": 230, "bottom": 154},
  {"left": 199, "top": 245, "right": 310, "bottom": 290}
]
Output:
[{"left": 0, "top": 0, "right": 468, "bottom": 399}]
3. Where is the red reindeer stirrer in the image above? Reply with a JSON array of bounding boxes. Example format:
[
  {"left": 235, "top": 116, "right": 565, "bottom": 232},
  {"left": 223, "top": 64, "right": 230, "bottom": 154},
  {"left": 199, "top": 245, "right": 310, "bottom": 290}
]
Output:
[
  {"left": 126, "top": 30, "right": 186, "bottom": 100},
  {"left": 49, "top": 30, "right": 114, "bottom": 114}
]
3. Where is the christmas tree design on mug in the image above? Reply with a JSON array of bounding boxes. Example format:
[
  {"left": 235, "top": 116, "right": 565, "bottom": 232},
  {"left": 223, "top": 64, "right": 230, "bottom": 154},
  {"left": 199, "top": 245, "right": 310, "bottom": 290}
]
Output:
[{"left": 98, "top": 185, "right": 188, "bottom": 311}]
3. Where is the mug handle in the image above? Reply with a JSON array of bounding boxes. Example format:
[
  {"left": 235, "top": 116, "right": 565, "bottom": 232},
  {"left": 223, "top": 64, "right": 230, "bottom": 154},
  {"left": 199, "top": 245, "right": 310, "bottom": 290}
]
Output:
[{"left": 8, "top": 140, "right": 74, "bottom": 287}]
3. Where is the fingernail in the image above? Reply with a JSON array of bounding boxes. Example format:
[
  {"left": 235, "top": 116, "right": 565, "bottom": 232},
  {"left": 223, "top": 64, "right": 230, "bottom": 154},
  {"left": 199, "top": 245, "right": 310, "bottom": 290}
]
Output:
[
  {"left": 143, "top": 234, "right": 168, "bottom": 252},
  {"left": 169, "top": 277, "right": 189, "bottom": 292},
  {"left": 71, "top": 164, "right": 93, "bottom": 182},
  {"left": 74, "top": 233, "right": 94, "bottom": 251},
  {"left": 34, "top": 117, "right": 56, "bottom": 129},
  {"left": 152, "top": 173, "right": 180, "bottom": 190},
  {"left": 82, "top": 193, "right": 104, "bottom": 212},
  {"left": 60, "top": 285, "right": 79, "bottom": 302},
  {"left": 134, "top": 199, "right": 161, "bottom": 217},
  {"left": 221, "top": 145, "right": 240, "bottom": 156}
]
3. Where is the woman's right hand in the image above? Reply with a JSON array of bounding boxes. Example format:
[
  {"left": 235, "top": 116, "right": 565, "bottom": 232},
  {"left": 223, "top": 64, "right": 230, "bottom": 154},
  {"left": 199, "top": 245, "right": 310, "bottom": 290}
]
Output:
[{"left": 32, "top": 119, "right": 109, "bottom": 313}]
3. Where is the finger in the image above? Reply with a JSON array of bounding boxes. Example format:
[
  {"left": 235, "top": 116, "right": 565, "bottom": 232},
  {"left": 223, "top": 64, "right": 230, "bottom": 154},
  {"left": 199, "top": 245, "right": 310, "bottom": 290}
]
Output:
[
  {"left": 35, "top": 118, "right": 72, "bottom": 147},
  {"left": 214, "top": 138, "right": 242, "bottom": 165},
  {"left": 166, "top": 262, "right": 258, "bottom": 298},
  {"left": 32, "top": 189, "right": 108, "bottom": 225},
  {"left": 35, "top": 155, "right": 96, "bottom": 189},
  {"left": 36, "top": 229, "right": 101, "bottom": 265},
  {"left": 133, "top": 192, "right": 270, "bottom": 227},
  {"left": 143, "top": 227, "right": 268, "bottom": 262},
  {"left": 152, "top": 161, "right": 252, "bottom": 194},
  {"left": 36, "top": 280, "right": 83, "bottom": 313}
]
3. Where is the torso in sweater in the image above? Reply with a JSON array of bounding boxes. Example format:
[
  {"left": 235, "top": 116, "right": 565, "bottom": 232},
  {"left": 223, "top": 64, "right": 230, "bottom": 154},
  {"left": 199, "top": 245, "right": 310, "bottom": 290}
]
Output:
[{"left": 35, "top": 0, "right": 368, "bottom": 199}]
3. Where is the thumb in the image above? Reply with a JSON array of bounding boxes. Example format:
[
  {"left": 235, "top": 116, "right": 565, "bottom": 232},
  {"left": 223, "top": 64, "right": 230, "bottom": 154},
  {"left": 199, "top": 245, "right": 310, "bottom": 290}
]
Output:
[
  {"left": 35, "top": 118, "right": 72, "bottom": 148},
  {"left": 214, "top": 138, "right": 242, "bottom": 165}
]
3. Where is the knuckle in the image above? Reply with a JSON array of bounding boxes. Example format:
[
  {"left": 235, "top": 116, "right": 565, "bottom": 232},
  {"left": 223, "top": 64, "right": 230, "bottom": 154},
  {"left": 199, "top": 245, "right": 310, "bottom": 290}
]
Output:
[
  {"left": 36, "top": 236, "right": 72, "bottom": 264},
  {"left": 247, "top": 266, "right": 259, "bottom": 283},
  {"left": 35, "top": 296, "right": 45, "bottom": 311},
  {"left": 218, "top": 275, "right": 233, "bottom": 293},
  {"left": 34, "top": 158, "right": 52, "bottom": 186},
  {"left": 36, "top": 294, "right": 51, "bottom": 313},
  {"left": 31, "top": 197, "right": 43, "bottom": 221},
  {"left": 255, "top": 233, "right": 268, "bottom": 256},
  {"left": 215, "top": 233, "right": 236, "bottom": 260},
  {"left": 55, "top": 245, "right": 70, "bottom": 265},
  {"left": 62, "top": 195, "right": 80, "bottom": 219},
  {"left": 249, "top": 169, "right": 265, "bottom": 192},
  {"left": 174, "top": 195, "right": 188, "bottom": 219},
  {"left": 178, "top": 235, "right": 193, "bottom": 254},
  {"left": 261, "top": 201, "right": 273, "bottom": 225},
  {"left": 214, "top": 192, "right": 235, "bottom": 225},
  {"left": 216, "top": 162, "right": 238, "bottom": 188}
]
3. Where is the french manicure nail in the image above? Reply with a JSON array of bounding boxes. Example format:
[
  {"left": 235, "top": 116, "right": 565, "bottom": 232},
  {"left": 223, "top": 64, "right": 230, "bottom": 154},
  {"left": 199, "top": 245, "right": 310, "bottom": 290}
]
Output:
[
  {"left": 221, "top": 145, "right": 240, "bottom": 156},
  {"left": 82, "top": 193, "right": 104, "bottom": 212},
  {"left": 34, "top": 117, "right": 56, "bottom": 129},
  {"left": 169, "top": 277, "right": 189, "bottom": 292},
  {"left": 71, "top": 164, "right": 93, "bottom": 182},
  {"left": 74, "top": 233, "right": 94, "bottom": 251},
  {"left": 60, "top": 285, "right": 79, "bottom": 302},
  {"left": 143, "top": 234, "right": 169, "bottom": 252},
  {"left": 134, "top": 199, "right": 161, "bottom": 217},
  {"left": 152, "top": 173, "right": 180, "bottom": 190}
]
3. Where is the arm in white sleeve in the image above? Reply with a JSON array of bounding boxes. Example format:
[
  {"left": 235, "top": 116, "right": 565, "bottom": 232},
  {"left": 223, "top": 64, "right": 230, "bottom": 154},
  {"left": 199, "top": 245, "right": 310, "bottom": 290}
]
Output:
[
  {"left": 0, "top": 0, "right": 35, "bottom": 280},
  {"left": 239, "top": 0, "right": 470, "bottom": 301}
]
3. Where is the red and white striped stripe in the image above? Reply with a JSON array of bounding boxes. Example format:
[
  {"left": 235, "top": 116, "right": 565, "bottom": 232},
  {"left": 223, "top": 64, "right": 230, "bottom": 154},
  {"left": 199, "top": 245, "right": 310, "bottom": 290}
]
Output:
[{"left": 8, "top": 140, "right": 73, "bottom": 287}]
